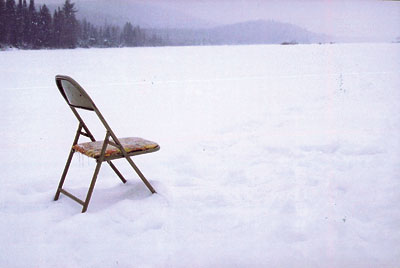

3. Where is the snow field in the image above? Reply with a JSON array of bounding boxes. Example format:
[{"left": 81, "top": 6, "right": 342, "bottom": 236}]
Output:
[{"left": 0, "top": 43, "right": 399, "bottom": 267}]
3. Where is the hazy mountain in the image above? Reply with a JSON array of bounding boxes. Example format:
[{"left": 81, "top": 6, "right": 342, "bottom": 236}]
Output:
[
  {"left": 208, "top": 20, "right": 328, "bottom": 44},
  {"left": 151, "top": 20, "right": 330, "bottom": 46},
  {"left": 47, "top": 1, "right": 330, "bottom": 45}
]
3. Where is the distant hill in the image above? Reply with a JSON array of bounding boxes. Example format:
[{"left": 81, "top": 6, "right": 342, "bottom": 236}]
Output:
[
  {"left": 208, "top": 20, "right": 327, "bottom": 44},
  {"left": 49, "top": 1, "right": 330, "bottom": 46},
  {"left": 150, "top": 20, "right": 329, "bottom": 46}
]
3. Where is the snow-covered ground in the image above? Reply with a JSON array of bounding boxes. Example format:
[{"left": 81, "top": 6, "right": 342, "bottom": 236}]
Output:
[{"left": 0, "top": 44, "right": 399, "bottom": 267}]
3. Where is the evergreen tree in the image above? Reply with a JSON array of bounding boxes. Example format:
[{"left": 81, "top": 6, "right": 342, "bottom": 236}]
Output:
[
  {"left": 36, "top": 4, "right": 51, "bottom": 47},
  {"left": 88, "top": 22, "right": 98, "bottom": 46},
  {"left": 133, "top": 26, "right": 141, "bottom": 46},
  {"left": 121, "top": 22, "right": 134, "bottom": 46},
  {"left": 78, "top": 19, "right": 98, "bottom": 47},
  {"left": 22, "top": 0, "right": 29, "bottom": 44},
  {"left": 96, "top": 26, "right": 103, "bottom": 46},
  {"left": 15, "top": 0, "right": 24, "bottom": 45},
  {"left": 5, "top": 0, "right": 17, "bottom": 45},
  {"left": 0, "top": 0, "right": 6, "bottom": 44},
  {"left": 26, "top": 0, "right": 38, "bottom": 46},
  {"left": 135, "top": 26, "right": 146, "bottom": 46},
  {"left": 51, "top": 7, "right": 63, "bottom": 47},
  {"left": 60, "top": 0, "right": 78, "bottom": 48},
  {"left": 109, "top": 25, "right": 119, "bottom": 47},
  {"left": 79, "top": 18, "right": 89, "bottom": 47},
  {"left": 102, "top": 25, "right": 111, "bottom": 47},
  {"left": 120, "top": 23, "right": 148, "bottom": 47}
]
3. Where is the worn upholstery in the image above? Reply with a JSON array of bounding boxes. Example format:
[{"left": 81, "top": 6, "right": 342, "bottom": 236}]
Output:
[{"left": 73, "top": 137, "right": 159, "bottom": 158}]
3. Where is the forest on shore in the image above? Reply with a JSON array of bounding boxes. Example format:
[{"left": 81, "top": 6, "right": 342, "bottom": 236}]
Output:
[{"left": 0, "top": 0, "right": 163, "bottom": 49}]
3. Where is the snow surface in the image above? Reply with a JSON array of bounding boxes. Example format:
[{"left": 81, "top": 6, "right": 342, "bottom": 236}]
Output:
[{"left": 0, "top": 44, "right": 399, "bottom": 267}]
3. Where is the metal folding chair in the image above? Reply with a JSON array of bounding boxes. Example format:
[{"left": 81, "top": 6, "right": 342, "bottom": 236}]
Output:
[{"left": 53, "top": 75, "right": 160, "bottom": 213}]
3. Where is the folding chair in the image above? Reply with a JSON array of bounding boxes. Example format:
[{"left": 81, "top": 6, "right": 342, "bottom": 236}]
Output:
[{"left": 53, "top": 75, "right": 160, "bottom": 213}]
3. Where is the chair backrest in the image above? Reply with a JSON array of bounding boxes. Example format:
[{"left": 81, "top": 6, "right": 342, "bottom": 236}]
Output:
[
  {"left": 56, "top": 75, "right": 95, "bottom": 111},
  {"left": 55, "top": 75, "right": 121, "bottom": 144}
]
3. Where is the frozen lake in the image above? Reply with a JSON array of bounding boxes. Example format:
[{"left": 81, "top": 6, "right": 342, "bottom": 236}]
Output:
[{"left": 0, "top": 44, "right": 399, "bottom": 267}]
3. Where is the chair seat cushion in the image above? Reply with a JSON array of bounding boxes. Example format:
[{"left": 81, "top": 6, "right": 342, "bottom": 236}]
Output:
[{"left": 73, "top": 137, "right": 159, "bottom": 158}]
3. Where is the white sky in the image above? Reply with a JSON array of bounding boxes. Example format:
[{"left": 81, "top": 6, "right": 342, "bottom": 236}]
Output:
[{"left": 38, "top": 0, "right": 400, "bottom": 41}]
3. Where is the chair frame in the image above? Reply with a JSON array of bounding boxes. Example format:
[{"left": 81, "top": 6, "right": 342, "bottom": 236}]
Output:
[{"left": 53, "top": 75, "right": 159, "bottom": 213}]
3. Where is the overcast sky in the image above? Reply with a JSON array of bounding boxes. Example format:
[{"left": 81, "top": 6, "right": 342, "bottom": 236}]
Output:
[{"left": 38, "top": 0, "right": 400, "bottom": 41}]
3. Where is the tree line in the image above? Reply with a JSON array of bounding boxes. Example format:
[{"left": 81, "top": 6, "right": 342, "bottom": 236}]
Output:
[{"left": 0, "top": 0, "right": 163, "bottom": 49}]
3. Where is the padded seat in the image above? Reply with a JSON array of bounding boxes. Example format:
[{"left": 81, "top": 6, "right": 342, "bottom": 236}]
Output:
[{"left": 73, "top": 137, "right": 159, "bottom": 158}]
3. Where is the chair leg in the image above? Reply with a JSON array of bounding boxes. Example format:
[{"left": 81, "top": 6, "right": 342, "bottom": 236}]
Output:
[
  {"left": 125, "top": 156, "right": 156, "bottom": 194},
  {"left": 54, "top": 124, "right": 83, "bottom": 201},
  {"left": 81, "top": 131, "right": 110, "bottom": 213},
  {"left": 107, "top": 161, "right": 127, "bottom": 184},
  {"left": 54, "top": 148, "right": 75, "bottom": 201},
  {"left": 108, "top": 133, "right": 156, "bottom": 194},
  {"left": 81, "top": 160, "right": 103, "bottom": 213}
]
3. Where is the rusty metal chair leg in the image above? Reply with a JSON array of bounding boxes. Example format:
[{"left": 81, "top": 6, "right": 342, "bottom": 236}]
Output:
[
  {"left": 108, "top": 132, "right": 156, "bottom": 194},
  {"left": 125, "top": 156, "right": 156, "bottom": 194},
  {"left": 81, "top": 160, "right": 103, "bottom": 213},
  {"left": 107, "top": 161, "right": 127, "bottom": 184},
  {"left": 54, "top": 124, "right": 82, "bottom": 201},
  {"left": 81, "top": 132, "right": 110, "bottom": 213},
  {"left": 54, "top": 149, "right": 74, "bottom": 201}
]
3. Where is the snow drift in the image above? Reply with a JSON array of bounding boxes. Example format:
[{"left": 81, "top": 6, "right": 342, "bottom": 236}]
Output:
[{"left": 0, "top": 43, "right": 399, "bottom": 267}]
